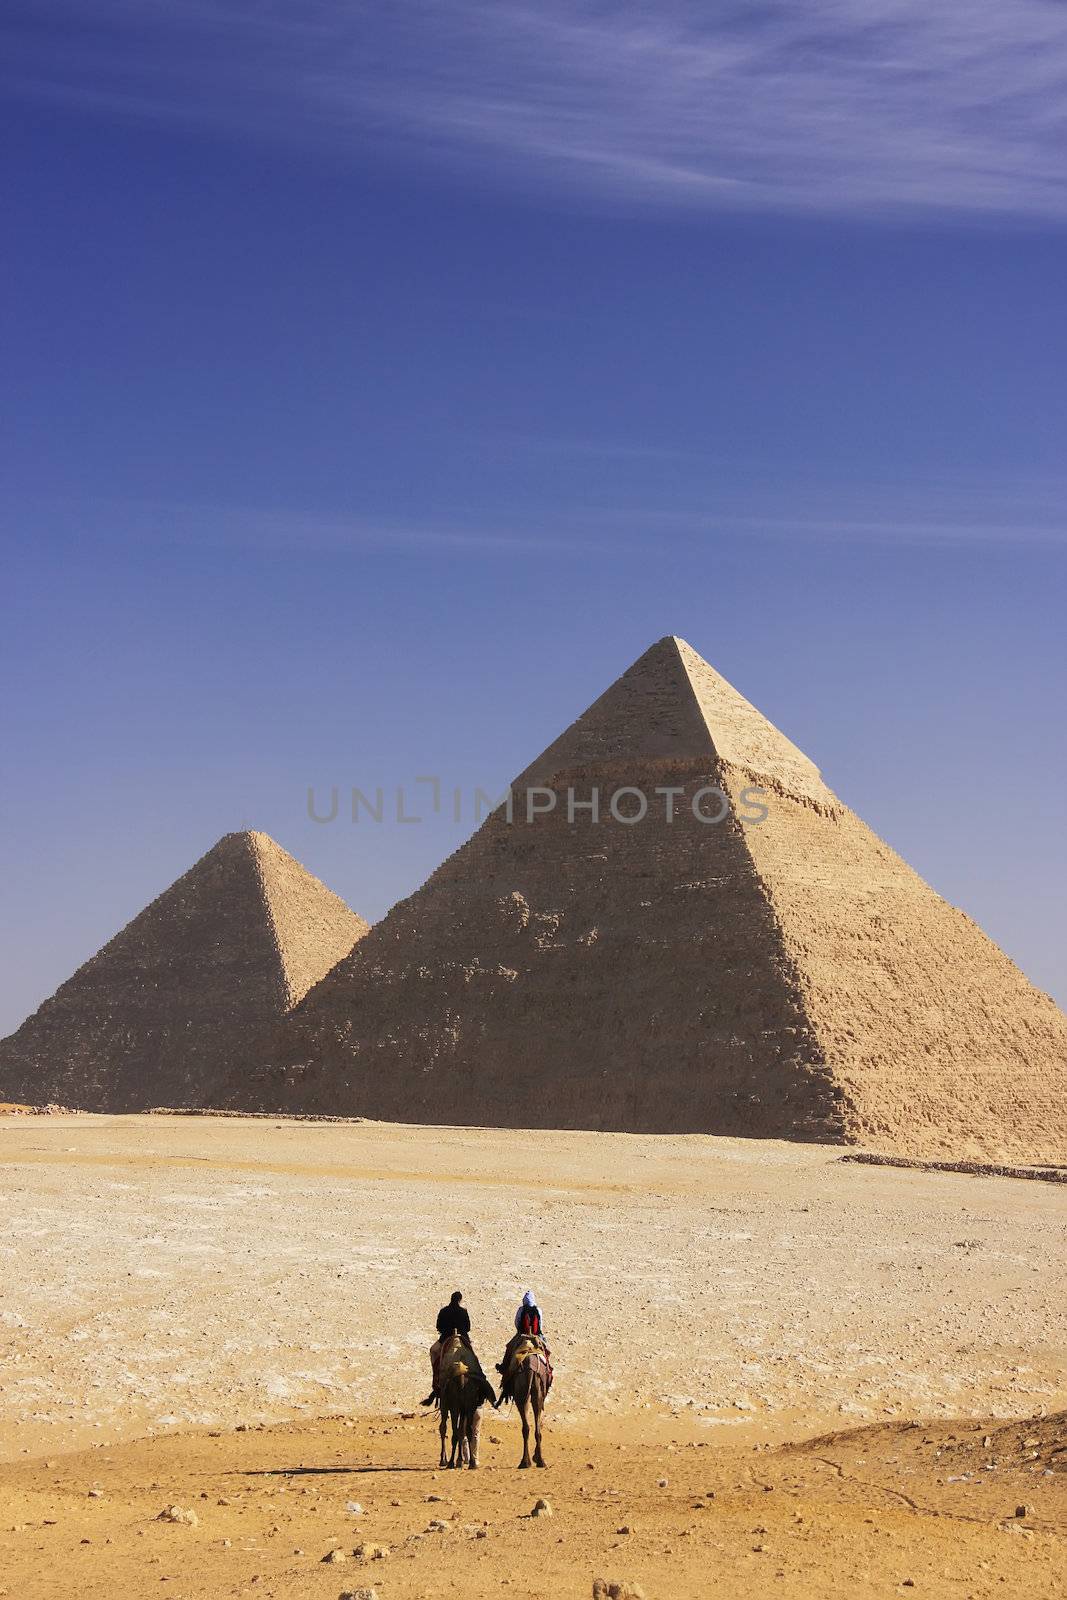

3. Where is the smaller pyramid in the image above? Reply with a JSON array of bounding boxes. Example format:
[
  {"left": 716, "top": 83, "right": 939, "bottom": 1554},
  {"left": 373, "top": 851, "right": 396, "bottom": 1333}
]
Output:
[{"left": 0, "top": 832, "right": 368, "bottom": 1112}]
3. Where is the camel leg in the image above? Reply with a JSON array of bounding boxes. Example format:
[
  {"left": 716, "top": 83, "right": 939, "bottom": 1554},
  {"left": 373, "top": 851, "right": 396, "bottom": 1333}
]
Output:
[
  {"left": 517, "top": 1393, "right": 532, "bottom": 1468},
  {"left": 532, "top": 1381, "right": 546, "bottom": 1468},
  {"left": 448, "top": 1404, "right": 463, "bottom": 1468},
  {"left": 438, "top": 1405, "right": 448, "bottom": 1469},
  {"left": 467, "top": 1408, "right": 480, "bottom": 1470}
]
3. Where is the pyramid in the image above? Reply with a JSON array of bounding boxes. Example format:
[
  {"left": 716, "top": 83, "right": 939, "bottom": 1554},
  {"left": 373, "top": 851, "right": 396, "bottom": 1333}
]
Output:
[
  {"left": 231, "top": 640, "right": 1067, "bottom": 1161},
  {"left": 0, "top": 832, "right": 368, "bottom": 1112}
]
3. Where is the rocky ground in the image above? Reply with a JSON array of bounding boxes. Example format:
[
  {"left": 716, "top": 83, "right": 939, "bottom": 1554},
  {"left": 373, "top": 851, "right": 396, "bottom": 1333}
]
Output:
[{"left": 0, "top": 1113, "right": 1064, "bottom": 1596}]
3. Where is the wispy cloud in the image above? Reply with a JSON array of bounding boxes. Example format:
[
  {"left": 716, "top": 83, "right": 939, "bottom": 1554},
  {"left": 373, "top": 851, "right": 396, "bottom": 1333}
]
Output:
[
  {"left": 6, "top": 1, "right": 1067, "bottom": 219},
  {"left": 0, "top": 494, "right": 610, "bottom": 556},
  {"left": 4, "top": 473, "right": 1065, "bottom": 557}
]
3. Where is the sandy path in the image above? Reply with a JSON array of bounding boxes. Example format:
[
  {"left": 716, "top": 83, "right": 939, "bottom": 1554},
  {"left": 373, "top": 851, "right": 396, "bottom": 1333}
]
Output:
[
  {"left": 0, "top": 1411, "right": 1064, "bottom": 1599},
  {"left": 1, "top": 1115, "right": 1064, "bottom": 1463}
]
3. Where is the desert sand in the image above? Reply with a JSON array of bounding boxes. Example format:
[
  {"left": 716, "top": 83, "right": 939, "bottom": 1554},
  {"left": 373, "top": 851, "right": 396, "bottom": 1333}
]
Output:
[{"left": 1, "top": 1113, "right": 1065, "bottom": 1596}]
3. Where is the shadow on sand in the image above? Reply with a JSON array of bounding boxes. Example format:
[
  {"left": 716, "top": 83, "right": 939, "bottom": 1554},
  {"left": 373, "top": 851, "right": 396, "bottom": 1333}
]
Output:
[{"left": 234, "top": 1463, "right": 437, "bottom": 1477}]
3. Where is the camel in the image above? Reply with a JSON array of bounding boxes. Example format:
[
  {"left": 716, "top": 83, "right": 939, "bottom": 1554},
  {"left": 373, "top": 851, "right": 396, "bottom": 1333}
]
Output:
[
  {"left": 437, "top": 1332, "right": 496, "bottom": 1469},
  {"left": 500, "top": 1337, "right": 549, "bottom": 1468}
]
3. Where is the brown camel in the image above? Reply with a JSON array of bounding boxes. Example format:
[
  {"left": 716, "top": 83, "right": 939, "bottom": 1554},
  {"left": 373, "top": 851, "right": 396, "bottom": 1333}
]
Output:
[
  {"left": 501, "top": 1338, "right": 549, "bottom": 1468},
  {"left": 437, "top": 1332, "right": 496, "bottom": 1469}
]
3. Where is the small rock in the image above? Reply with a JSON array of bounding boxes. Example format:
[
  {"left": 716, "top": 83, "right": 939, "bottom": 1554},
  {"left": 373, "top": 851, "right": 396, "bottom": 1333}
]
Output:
[
  {"left": 354, "top": 1543, "right": 389, "bottom": 1560},
  {"left": 339, "top": 1590, "right": 379, "bottom": 1600},
  {"left": 156, "top": 1506, "right": 198, "bottom": 1527},
  {"left": 427, "top": 1519, "right": 449, "bottom": 1533},
  {"left": 531, "top": 1498, "right": 552, "bottom": 1518},
  {"left": 657, "top": 1477, "right": 669, "bottom": 1488},
  {"left": 1015, "top": 1505, "right": 1033, "bottom": 1519},
  {"left": 346, "top": 1502, "right": 364, "bottom": 1516},
  {"left": 592, "top": 1582, "right": 645, "bottom": 1600},
  {"left": 322, "top": 1548, "right": 347, "bottom": 1564}
]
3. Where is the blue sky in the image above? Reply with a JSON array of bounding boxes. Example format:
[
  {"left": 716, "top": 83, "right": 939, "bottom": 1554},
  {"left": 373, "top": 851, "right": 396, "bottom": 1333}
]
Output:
[{"left": 2, "top": 1, "right": 1065, "bottom": 1029}]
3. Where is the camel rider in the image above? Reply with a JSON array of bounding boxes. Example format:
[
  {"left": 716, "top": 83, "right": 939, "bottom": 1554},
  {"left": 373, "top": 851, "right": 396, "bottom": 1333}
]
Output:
[
  {"left": 515, "top": 1289, "right": 545, "bottom": 1338},
  {"left": 497, "top": 1289, "right": 551, "bottom": 1383},
  {"left": 422, "top": 1291, "right": 471, "bottom": 1407}
]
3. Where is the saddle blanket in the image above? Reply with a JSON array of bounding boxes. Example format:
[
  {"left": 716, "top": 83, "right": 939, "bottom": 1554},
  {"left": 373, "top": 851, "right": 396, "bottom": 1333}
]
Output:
[{"left": 514, "top": 1346, "right": 553, "bottom": 1393}]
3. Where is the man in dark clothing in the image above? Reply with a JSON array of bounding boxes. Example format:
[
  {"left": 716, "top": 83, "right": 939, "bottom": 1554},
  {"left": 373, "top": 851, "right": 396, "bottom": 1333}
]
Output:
[
  {"left": 421, "top": 1291, "right": 471, "bottom": 1406},
  {"left": 436, "top": 1290, "right": 471, "bottom": 1341}
]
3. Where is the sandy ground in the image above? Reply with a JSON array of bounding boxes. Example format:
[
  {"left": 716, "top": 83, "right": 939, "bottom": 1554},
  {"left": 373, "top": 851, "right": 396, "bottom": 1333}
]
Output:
[
  {"left": 1, "top": 1410, "right": 1065, "bottom": 1600},
  {"left": 1, "top": 1114, "right": 1065, "bottom": 1597}
]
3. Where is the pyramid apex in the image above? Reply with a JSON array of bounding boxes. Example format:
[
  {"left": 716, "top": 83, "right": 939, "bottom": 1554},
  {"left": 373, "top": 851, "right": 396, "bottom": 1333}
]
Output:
[
  {"left": 207, "top": 829, "right": 261, "bottom": 851},
  {"left": 512, "top": 634, "right": 830, "bottom": 802},
  {"left": 512, "top": 635, "right": 714, "bottom": 790},
  {"left": 642, "top": 633, "right": 690, "bottom": 652},
  {"left": 209, "top": 829, "right": 288, "bottom": 861}
]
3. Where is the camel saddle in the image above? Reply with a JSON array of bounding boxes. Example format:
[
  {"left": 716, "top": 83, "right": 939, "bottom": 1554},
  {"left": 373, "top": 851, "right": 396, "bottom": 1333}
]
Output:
[
  {"left": 502, "top": 1336, "right": 553, "bottom": 1396},
  {"left": 439, "top": 1333, "right": 485, "bottom": 1382}
]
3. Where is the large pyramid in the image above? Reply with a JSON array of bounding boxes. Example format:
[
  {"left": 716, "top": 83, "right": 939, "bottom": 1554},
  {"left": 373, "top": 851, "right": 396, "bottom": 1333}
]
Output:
[
  {"left": 230, "top": 639, "right": 1067, "bottom": 1160},
  {"left": 0, "top": 832, "right": 368, "bottom": 1112}
]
